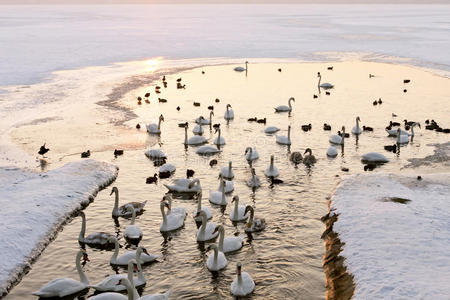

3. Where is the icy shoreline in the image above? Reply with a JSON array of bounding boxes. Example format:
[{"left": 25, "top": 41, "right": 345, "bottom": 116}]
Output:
[
  {"left": 329, "top": 173, "right": 450, "bottom": 299},
  {"left": 0, "top": 160, "right": 118, "bottom": 297}
]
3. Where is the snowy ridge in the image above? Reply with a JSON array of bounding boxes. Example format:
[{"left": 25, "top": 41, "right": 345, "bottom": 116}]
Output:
[
  {"left": 0, "top": 160, "right": 118, "bottom": 296},
  {"left": 330, "top": 173, "right": 450, "bottom": 299}
]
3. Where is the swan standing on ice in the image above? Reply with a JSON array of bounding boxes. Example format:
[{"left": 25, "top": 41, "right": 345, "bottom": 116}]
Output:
[
  {"left": 109, "top": 237, "right": 159, "bottom": 266},
  {"left": 218, "top": 173, "right": 234, "bottom": 193},
  {"left": 303, "top": 148, "right": 317, "bottom": 165},
  {"left": 111, "top": 187, "right": 147, "bottom": 218},
  {"left": 244, "top": 206, "right": 266, "bottom": 232},
  {"left": 247, "top": 168, "right": 261, "bottom": 188},
  {"left": 274, "top": 97, "right": 295, "bottom": 112},
  {"left": 231, "top": 262, "right": 255, "bottom": 297},
  {"left": 160, "top": 200, "right": 185, "bottom": 232},
  {"left": 229, "top": 195, "right": 249, "bottom": 222},
  {"left": 234, "top": 61, "right": 248, "bottom": 72},
  {"left": 352, "top": 116, "right": 362, "bottom": 135},
  {"left": 193, "top": 191, "right": 213, "bottom": 222},
  {"left": 124, "top": 206, "right": 143, "bottom": 242},
  {"left": 329, "top": 126, "right": 346, "bottom": 145},
  {"left": 245, "top": 147, "right": 259, "bottom": 165},
  {"left": 213, "top": 128, "right": 226, "bottom": 145},
  {"left": 184, "top": 125, "right": 207, "bottom": 146},
  {"left": 264, "top": 126, "right": 280, "bottom": 134},
  {"left": 206, "top": 244, "right": 227, "bottom": 271},
  {"left": 164, "top": 178, "right": 201, "bottom": 193},
  {"left": 32, "top": 250, "right": 89, "bottom": 298},
  {"left": 221, "top": 161, "right": 234, "bottom": 180},
  {"left": 195, "top": 210, "right": 219, "bottom": 242},
  {"left": 92, "top": 259, "right": 145, "bottom": 292},
  {"left": 317, "top": 72, "right": 334, "bottom": 89},
  {"left": 276, "top": 125, "right": 291, "bottom": 145},
  {"left": 210, "top": 179, "right": 227, "bottom": 205},
  {"left": 327, "top": 146, "right": 338, "bottom": 157},
  {"left": 224, "top": 104, "right": 234, "bottom": 120},
  {"left": 78, "top": 211, "right": 115, "bottom": 248},
  {"left": 214, "top": 225, "right": 243, "bottom": 253},
  {"left": 361, "top": 152, "right": 389, "bottom": 163},
  {"left": 264, "top": 155, "right": 279, "bottom": 177},
  {"left": 146, "top": 114, "right": 164, "bottom": 134}
]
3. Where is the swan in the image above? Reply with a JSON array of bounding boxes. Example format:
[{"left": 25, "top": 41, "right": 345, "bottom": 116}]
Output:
[
  {"left": 229, "top": 195, "right": 249, "bottom": 222},
  {"left": 78, "top": 211, "right": 115, "bottom": 248},
  {"left": 213, "top": 128, "right": 226, "bottom": 145},
  {"left": 386, "top": 127, "right": 409, "bottom": 136},
  {"left": 192, "top": 191, "right": 213, "bottom": 222},
  {"left": 195, "top": 210, "right": 219, "bottom": 242},
  {"left": 234, "top": 61, "right": 248, "bottom": 72},
  {"left": 206, "top": 244, "right": 227, "bottom": 271},
  {"left": 196, "top": 145, "right": 220, "bottom": 155},
  {"left": 264, "top": 126, "right": 280, "bottom": 134},
  {"left": 145, "top": 149, "right": 166, "bottom": 160},
  {"left": 352, "top": 116, "right": 362, "bottom": 135},
  {"left": 210, "top": 179, "right": 228, "bottom": 205},
  {"left": 146, "top": 114, "right": 164, "bottom": 134},
  {"left": 164, "top": 178, "right": 201, "bottom": 193},
  {"left": 195, "top": 111, "right": 214, "bottom": 125},
  {"left": 264, "top": 155, "right": 279, "bottom": 177},
  {"left": 361, "top": 152, "right": 389, "bottom": 163},
  {"left": 109, "top": 237, "right": 159, "bottom": 266},
  {"left": 184, "top": 125, "right": 207, "bottom": 145},
  {"left": 318, "top": 72, "right": 334, "bottom": 89},
  {"left": 274, "top": 97, "right": 295, "bottom": 112},
  {"left": 192, "top": 123, "right": 204, "bottom": 135},
  {"left": 218, "top": 173, "right": 234, "bottom": 193},
  {"left": 89, "top": 278, "right": 138, "bottom": 300},
  {"left": 138, "top": 287, "right": 171, "bottom": 300},
  {"left": 303, "top": 148, "right": 317, "bottom": 165},
  {"left": 231, "top": 262, "right": 255, "bottom": 297},
  {"left": 244, "top": 206, "right": 266, "bottom": 233},
  {"left": 290, "top": 151, "right": 303, "bottom": 164},
  {"left": 224, "top": 104, "right": 234, "bottom": 120},
  {"left": 32, "top": 250, "right": 89, "bottom": 298},
  {"left": 404, "top": 122, "right": 420, "bottom": 137},
  {"left": 164, "top": 194, "right": 187, "bottom": 217},
  {"left": 111, "top": 187, "right": 147, "bottom": 218},
  {"left": 245, "top": 147, "right": 259, "bottom": 164},
  {"left": 396, "top": 128, "right": 410, "bottom": 144},
  {"left": 92, "top": 259, "right": 145, "bottom": 293},
  {"left": 247, "top": 168, "right": 261, "bottom": 188},
  {"left": 276, "top": 125, "right": 291, "bottom": 145},
  {"left": 327, "top": 146, "right": 338, "bottom": 157},
  {"left": 159, "top": 163, "right": 176, "bottom": 174},
  {"left": 160, "top": 200, "right": 185, "bottom": 232},
  {"left": 220, "top": 161, "right": 234, "bottom": 180},
  {"left": 124, "top": 206, "right": 143, "bottom": 242},
  {"left": 329, "top": 126, "right": 345, "bottom": 145},
  {"left": 214, "top": 225, "right": 243, "bottom": 253}
]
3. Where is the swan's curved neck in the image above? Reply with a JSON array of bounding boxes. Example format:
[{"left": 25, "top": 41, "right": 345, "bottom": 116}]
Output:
[
  {"left": 218, "top": 228, "right": 225, "bottom": 251},
  {"left": 287, "top": 127, "right": 291, "bottom": 142},
  {"left": 112, "top": 189, "right": 119, "bottom": 214},
  {"left": 158, "top": 117, "right": 162, "bottom": 130},
  {"left": 184, "top": 127, "right": 188, "bottom": 145},
  {"left": 75, "top": 252, "right": 89, "bottom": 285},
  {"left": 130, "top": 208, "right": 136, "bottom": 225},
  {"left": 270, "top": 156, "right": 274, "bottom": 171},
  {"left": 288, "top": 98, "right": 293, "bottom": 108},
  {"left": 79, "top": 213, "right": 86, "bottom": 241},
  {"left": 221, "top": 181, "right": 226, "bottom": 204},
  {"left": 160, "top": 203, "right": 167, "bottom": 225},
  {"left": 318, "top": 75, "right": 321, "bottom": 87},
  {"left": 111, "top": 238, "right": 119, "bottom": 263},
  {"left": 411, "top": 126, "right": 415, "bottom": 136},
  {"left": 197, "top": 193, "right": 202, "bottom": 211},
  {"left": 200, "top": 213, "right": 207, "bottom": 233}
]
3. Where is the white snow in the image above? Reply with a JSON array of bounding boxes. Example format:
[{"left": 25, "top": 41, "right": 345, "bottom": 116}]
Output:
[
  {"left": 330, "top": 173, "right": 450, "bottom": 299},
  {"left": 0, "top": 159, "right": 118, "bottom": 296}
]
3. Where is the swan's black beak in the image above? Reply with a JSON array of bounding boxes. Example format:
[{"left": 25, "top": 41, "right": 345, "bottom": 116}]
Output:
[
  {"left": 213, "top": 226, "right": 219, "bottom": 234},
  {"left": 142, "top": 248, "right": 149, "bottom": 256}
]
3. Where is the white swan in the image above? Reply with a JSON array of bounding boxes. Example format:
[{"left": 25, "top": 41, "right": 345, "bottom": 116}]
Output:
[
  {"left": 361, "top": 152, "right": 389, "bottom": 163},
  {"left": 229, "top": 195, "right": 249, "bottom": 222},
  {"left": 327, "top": 146, "right": 338, "bottom": 157},
  {"left": 218, "top": 173, "right": 234, "bottom": 193},
  {"left": 215, "top": 225, "right": 243, "bottom": 253},
  {"left": 195, "top": 111, "right": 214, "bottom": 125},
  {"left": 192, "top": 191, "right": 213, "bottom": 222},
  {"left": 163, "top": 178, "right": 201, "bottom": 193},
  {"left": 124, "top": 206, "right": 143, "bottom": 241},
  {"left": 195, "top": 210, "right": 219, "bottom": 242},
  {"left": 245, "top": 147, "right": 259, "bottom": 164},
  {"left": 397, "top": 128, "right": 410, "bottom": 144},
  {"left": 210, "top": 179, "right": 228, "bottom": 205},
  {"left": 206, "top": 244, "right": 227, "bottom": 271},
  {"left": 231, "top": 262, "right": 255, "bottom": 297},
  {"left": 111, "top": 187, "right": 147, "bottom": 218},
  {"left": 220, "top": 161, "right": 234, "bottom": 180},
  {"left": 247, "top": 168, "right": 261, "bottom": 188},
  {"left": 109, "top": 237, "right": 159, "bottom": 266},
  {"left": 386, "top": 127, "right": 409, "bottom": 136},
  {"left": 192, "top": 123, "right": 204, "bottom": 135},
  {"left": 264, "top": 126, "right": 280, "bottom": 134},
  {"left": 164, "top": 194, "right": 187, "bottom": 217},
  {"left": 244, "top": 206, "right": 266, "bottom": 233},
  {"left": 276, "top": 125, "right": 291, "bottom": 145},
  {"left": 329, "top": 126, "right": 345, "bottom": 145},
  {"left": 138, "top": 288, "right": 171, "bottom": 300},
  {"left": 213, "top": 128, "right": 226, "bottom": 145},
  {"left": 318, "top": 72, "right": 334, "bottom": 89},
  {"left": 78, "top": 211, "right": 115, "bottom": 248},
  {"left": 264, "top": 155, "right": 279, "bottom": 177},
  {"left": 146, "top": 114, "right": 164, "bottom": 134},
  {"left": 32, "top": 250, "right": 89, "bottom": 298},
  {"left": 352, "top": 116, "right": 362, "bottom": 135},
  {"left": 274, "top": 97, "right": 295, "bottom": 112},
  {"left": 159, "top": 163, "right": 176, "bottom": 174},
  {"left": 196, "top": 145, "right": 220, "bottom": 155},
  {"left": 144, "top": 149, "right": 166, "bottom": 160},
  {"left": 92, "top": 259, "right": 145, "bottom": 293},
  {"left": 90, "top": 278, "right": 138, "bottom": 300},
  {"left": 160, "top": 200, "right": 185, "bottom": 232},
  {"left": 184, "top": 125, "right": 207, "bottom": 145},
  {"left": 224, "top": 104, "right": 234, "bottom": 120},
  {"left": 234, "top": 61, "right": 248, "bottom": 72}
]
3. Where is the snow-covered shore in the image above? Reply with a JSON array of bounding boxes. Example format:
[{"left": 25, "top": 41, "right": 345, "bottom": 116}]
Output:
[
  {"left": 0, "top": 160, "right": 118, "bottom": 296},
  {"left": 329, "top": 173, "right": 450, "bottom": 299}
]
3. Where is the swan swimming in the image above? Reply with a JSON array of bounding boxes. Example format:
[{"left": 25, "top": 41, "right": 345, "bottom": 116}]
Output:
[
  {"left": 92, "top": 259, "right": 145, "bottom": 293},
  {"left": 276, "top": 125, "right": 291, "bottom": 145},
  {"left": 327, "top": 146, "right": 338, "bottom": 157},
  {"left": 224, "top": 104, "right": 234, "bottom": 120},
  {"left": 109, "top": 237, "right": 159, "bottom": 266},
  {"left": 159, "top": 200, "right": 185, "bottom": 232},
  {"left": 213, "top": 128, "right": 226, "bottom": 145},
  {"left": 164, "top": 194, "right": 187, "bottom": 217},
  {"left": 192, "top": 123, "right": 204, "bottom": 135},
  {"left": 218, "top": 173, "right": 234, "bottom": 193},
  {"left": 245, "top": 147, "right": 259, "bottom": 165},
  {"left": 214, "top": 225, "right": 243, "bottom": 253},
  {"left": 274, "top": 97, "right": 295, "bottom": 112},
  {"left": 144, "top": 149, "right": 166, "bottom": 160},
  {"left": 231, "top": 262, "right": 255, "bottom": 297},
  {"left": 396, "top": 128, "right": 410, "bottom": 144},
  {"left": 195, "top": 111, "right": 214, "bottom": 125},
  {"left": 264, "top": 155, "right": 279, "bottom": 177},
  {"left": 164, "top": 178, "right": 201, "bottom": 193},
  {"left": 210, "top": 179, "right": 228, "bottom": 205},
  {"left": 206, "top": 244, "right": 227, "bottom": 271},
  {"left": 318, "top": 72, "right": 334, "bottom": 89},
  {"left": 361, "top": 152, "right": 390, "bottom": 163},
  {"left": 124, "top": 206, "right": 143, "bottom": 242},
  {"left": 264, "top": 126, "right": 280, "bottom": 134},
  {"left": 220, "top": 161, "right": 234, "bottom": 180},
  {"left": 146, "top": 114, "right": 164, "bottom": 134},
  {"left": 351, "top": 116, "right": 362, "bottom": 135},
  {"left": 192, "top": 191, "right": 213, "bottom": 222},
  {"left": 195, "top": 210, "right": 219, "bottom": 242},
  {"left": 329, "top": 126, "right": 345, "bottom": 145},
  {"left": 111, "top": 187, "right": 147, "bottom": 218},
  {"left": 234, "top": 61, "right": 248, "bottom": 72},
  {"left": 184, "top": 125, "right": 207, "bottom": 145},
  {"left": 229, "top": 195, "right": 249, "bottom": 222},
  {"left": 196, "top": 145, "right": 220, "bottom": 155},
  {"left": 78, "top": 211, "right": 115, "bottom": 248},
  {"left": 245, "top": 206, "right": 266, "bottom": 233},
  {"left": 247, "top": 168, "right": 261, "bottom": 188}
]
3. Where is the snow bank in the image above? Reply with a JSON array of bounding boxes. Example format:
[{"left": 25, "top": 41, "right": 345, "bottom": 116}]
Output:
[
  {"left": 0, "top": 160, "right": 118, "bottom": 296},
  {"left": 330, "top": 173, "right": 450, "bottom": 299}
]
